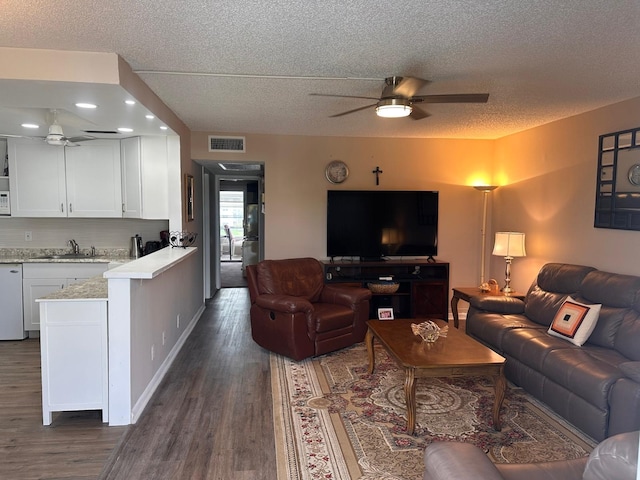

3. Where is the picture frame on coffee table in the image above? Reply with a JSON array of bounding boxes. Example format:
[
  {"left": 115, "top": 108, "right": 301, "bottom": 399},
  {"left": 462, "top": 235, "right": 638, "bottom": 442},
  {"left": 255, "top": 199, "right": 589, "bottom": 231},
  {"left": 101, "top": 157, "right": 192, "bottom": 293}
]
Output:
[{"left": 378, "top": 307, "right": 394, "bottom": 320}]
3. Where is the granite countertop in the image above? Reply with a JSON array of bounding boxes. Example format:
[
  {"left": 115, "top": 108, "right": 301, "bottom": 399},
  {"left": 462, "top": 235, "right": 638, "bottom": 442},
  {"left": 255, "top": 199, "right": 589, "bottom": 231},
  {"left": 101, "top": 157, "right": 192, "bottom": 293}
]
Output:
[
  {"left": 36, "top": 275, "right": 108, "bottom": 301},
  {"left": 0, "top": 248, "right": 132, "bottom": 264}
]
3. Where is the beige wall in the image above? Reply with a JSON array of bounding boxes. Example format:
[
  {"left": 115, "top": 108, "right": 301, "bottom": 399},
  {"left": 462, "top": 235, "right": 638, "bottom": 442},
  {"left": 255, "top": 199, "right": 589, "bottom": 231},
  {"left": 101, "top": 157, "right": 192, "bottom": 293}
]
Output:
[
  {"left": 493, "top": 95, "right": 640, "bottom": 292},
  {"left": 193, "top": 132, "right": 495, "bottom": 289},
  {"left": 195, "top": 95, "right": 640, "bottom": 296}
]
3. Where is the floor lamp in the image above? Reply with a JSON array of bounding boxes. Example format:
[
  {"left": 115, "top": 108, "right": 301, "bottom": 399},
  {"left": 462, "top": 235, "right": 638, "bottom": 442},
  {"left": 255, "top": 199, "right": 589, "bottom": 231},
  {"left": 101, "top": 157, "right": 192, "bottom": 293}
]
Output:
[{"left": 474, "top": 186, "right": 498, "bottom": 290}]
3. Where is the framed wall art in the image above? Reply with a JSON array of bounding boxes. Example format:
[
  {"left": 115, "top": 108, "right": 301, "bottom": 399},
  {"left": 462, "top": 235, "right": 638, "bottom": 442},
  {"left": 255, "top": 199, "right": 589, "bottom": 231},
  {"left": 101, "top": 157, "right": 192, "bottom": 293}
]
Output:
[
  {"left": 594, "top": 126, "right": 640, "bottom": 230},
  {"left": 184, "top": 174, "right": 194, "bottom": 222}
]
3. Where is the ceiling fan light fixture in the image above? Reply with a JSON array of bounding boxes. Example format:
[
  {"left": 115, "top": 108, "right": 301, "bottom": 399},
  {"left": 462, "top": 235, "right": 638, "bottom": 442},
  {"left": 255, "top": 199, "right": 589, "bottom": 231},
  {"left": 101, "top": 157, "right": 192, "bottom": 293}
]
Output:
[{"left": 375, "top": 98, "right": 412, "bottom": 118}]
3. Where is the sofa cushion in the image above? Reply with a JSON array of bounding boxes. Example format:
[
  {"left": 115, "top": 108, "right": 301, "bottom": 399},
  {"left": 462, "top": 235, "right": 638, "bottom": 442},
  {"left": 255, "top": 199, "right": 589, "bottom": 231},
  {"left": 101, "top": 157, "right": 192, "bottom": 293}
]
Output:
[
  {"left": 466, "top": 312, "right": 545, "bottom": 352},
  {"left": 548, "top": 296, "right": 601, "bottom": 346},
  {"left": 542, "top": 348, "right": 624, "bottom": 409},
  {"left": 312, "top": 303, "right": 355, "bottom": 333},
  {"left": 578, "top": 270, "right": 640, "bottom": 350},
  {"left": 620, "top": 362, "right": 640, "bottom": 382},
  {"left": 501, "top": 328, "right": 574, "bottom": 372},
  {"left": 614, "top": 311, "right": 640, "bottom": 361},
  {"left": 524, "top": 263, "right": 596, "bottom": 326}
]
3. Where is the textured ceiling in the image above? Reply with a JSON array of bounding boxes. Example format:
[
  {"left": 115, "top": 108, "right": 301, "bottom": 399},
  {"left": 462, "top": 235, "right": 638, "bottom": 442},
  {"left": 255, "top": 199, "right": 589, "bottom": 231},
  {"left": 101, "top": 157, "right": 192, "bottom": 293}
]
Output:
[{"left": 1, "top": 0, "right": 640, "bottom": 139}]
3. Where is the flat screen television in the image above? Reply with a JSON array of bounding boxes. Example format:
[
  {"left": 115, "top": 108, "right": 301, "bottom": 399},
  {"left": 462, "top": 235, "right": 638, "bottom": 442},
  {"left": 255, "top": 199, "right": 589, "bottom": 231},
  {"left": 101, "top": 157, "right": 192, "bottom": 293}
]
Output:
[{"left": 327, "top": 190, "right": 438, "bottom": 261}]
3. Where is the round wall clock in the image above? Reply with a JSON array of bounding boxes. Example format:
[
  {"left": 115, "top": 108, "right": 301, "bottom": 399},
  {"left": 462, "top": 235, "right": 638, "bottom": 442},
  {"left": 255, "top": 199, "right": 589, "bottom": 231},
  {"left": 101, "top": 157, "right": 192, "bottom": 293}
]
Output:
[
  {"left": 629, "top": 164, "right": 640, "bottom": 186},
  {"left": 325, "top": 160, "right": 349, "bottom": 184}
]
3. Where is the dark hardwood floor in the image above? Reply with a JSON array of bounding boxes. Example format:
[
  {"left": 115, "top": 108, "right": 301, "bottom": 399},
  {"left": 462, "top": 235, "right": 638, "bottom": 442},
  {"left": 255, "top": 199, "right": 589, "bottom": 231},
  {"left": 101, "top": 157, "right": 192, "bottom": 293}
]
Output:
[{"left": 0, "top": 288, "right": 277, "bottom": 480}]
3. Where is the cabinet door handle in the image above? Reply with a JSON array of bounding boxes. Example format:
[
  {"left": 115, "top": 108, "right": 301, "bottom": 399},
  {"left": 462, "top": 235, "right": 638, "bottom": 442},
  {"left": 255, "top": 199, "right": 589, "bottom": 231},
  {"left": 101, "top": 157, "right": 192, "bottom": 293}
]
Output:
[
  {"left": 122, "top": 203, "right": 125, "bottom": 213},
  {"left": 69, "top": 203, "right": 73, "bottom": 213},
  {"left": 61, "top": 203, "right": 64, "bottom": 212}
]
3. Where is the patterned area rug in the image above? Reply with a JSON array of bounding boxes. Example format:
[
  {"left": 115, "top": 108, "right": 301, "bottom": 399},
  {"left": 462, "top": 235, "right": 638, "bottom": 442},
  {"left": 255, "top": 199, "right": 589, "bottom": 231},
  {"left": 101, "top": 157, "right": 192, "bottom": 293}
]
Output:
[{"left": 271, "top": 343, "right": 596, "bottom": 480}]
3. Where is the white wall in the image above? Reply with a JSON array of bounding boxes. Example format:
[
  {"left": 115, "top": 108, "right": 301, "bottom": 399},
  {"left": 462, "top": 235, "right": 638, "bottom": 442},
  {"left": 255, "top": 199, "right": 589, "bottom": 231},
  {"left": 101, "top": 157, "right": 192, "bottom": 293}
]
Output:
[
  {"left": 0, "top": 217, "right": 168, "bottom": 249},
  {"left": 108, "top": 249, "right": 204, "bottom": 425}
]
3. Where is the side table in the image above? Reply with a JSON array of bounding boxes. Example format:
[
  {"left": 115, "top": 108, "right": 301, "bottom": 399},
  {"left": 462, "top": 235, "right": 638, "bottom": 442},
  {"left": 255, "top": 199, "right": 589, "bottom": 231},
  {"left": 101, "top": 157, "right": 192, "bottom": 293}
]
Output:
[{"left": 451, "top": 287, "right": 525, "bottom": 329}]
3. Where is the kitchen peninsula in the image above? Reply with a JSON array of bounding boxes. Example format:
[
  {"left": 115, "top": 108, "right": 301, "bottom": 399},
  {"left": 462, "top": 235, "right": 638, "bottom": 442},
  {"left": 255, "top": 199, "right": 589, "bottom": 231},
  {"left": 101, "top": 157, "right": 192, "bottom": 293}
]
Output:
[{"left": 36, "top": 246, "right": 203, "bottom": 426}]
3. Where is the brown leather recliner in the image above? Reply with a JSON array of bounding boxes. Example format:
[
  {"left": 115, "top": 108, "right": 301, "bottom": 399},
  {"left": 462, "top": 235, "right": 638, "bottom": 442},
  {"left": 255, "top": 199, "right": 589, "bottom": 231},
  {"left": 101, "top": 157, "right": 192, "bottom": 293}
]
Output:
[{"left": 246, "top": 257, "right": 372, "bottom": 361}]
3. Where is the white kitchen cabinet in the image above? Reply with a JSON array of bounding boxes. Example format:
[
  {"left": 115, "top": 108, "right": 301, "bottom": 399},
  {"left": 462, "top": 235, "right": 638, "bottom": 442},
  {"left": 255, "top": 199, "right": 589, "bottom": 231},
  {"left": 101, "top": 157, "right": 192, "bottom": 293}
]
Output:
[
  {"left": 121, "top": 136, "right": 169, "bottom": 219},
  {"left": 22, "top": 263, "right": 109, "bottom": 331},
  {"left": 8, "top": 138, "right": 67, "bottom": 217},
  {"left": 65, "top": 140, "right": 122, "bottom": 217},
  {"left": 39, "top": 298, "right": 108, "bottom": 425},
  {"left": 8, "top": 138, "right": 122, "bottom": 218}
]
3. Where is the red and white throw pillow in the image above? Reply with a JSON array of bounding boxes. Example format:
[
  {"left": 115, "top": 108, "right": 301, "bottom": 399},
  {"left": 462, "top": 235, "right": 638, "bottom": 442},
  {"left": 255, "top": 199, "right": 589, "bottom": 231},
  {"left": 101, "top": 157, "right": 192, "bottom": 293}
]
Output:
[{"left": 548, "top": 296, "right": 601, "bottom": 346}]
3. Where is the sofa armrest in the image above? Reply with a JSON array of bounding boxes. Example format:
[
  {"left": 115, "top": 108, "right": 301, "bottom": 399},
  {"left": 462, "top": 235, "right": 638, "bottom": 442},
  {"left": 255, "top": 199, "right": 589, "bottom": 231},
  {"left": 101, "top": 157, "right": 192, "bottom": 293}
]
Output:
[
  {"left": 619, "top": 362, "right": 640, "bottom": 383},
  {"left": 320, "top": 284, "right": 372, "bottom": 308},
  {"left": 255, "top": 294, "right": 314, "bottom": 314},
  {"left": 423, "top": 442, "right": 504, "bottom": 480},
  {"left": 470, "top": 296, "right": 525, "bottom": 315}
]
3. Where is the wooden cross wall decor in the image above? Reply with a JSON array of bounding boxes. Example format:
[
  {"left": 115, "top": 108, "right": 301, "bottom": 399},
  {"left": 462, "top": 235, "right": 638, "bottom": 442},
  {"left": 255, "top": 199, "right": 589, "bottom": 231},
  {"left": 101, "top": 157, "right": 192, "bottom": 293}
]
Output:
[{"left": 372, "top": 166, "right": 383, "bottom": 185}]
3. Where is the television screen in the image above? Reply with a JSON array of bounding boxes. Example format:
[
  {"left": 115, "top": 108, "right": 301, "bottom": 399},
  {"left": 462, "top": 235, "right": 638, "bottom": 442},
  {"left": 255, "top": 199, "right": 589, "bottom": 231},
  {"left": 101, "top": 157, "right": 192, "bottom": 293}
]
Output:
[{"left": 327, "top": 190, "right": 438, "bottom": 260}]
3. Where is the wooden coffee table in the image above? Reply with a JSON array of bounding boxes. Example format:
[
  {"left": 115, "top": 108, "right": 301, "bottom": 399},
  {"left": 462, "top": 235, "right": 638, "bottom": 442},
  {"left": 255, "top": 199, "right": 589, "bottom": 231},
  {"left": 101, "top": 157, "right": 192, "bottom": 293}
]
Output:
[{"left": 365, "top": 319, "right": 506, "bottom": 435}]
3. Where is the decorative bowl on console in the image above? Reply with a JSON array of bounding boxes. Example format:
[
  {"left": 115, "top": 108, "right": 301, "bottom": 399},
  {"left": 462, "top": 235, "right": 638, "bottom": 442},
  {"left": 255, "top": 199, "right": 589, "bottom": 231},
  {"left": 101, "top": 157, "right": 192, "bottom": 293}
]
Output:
[{"left": 367, "top": 281, "right": 400, "bottom": 294}]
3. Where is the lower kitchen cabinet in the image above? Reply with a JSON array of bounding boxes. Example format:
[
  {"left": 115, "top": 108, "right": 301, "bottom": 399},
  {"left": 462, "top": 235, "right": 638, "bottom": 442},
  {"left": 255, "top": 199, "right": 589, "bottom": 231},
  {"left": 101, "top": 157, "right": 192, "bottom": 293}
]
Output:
[
  {"left": 22, "top": 263, "right": 109, "bottom": 331},
  {"left": 38, "top": 298, "right": 108, "bottom": 425}
]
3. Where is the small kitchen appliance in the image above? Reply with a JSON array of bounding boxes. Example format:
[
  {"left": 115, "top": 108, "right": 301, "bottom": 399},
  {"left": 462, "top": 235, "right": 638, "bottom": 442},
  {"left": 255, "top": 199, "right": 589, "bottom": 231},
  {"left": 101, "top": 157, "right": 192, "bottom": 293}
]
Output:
[
  {"left": 130, "top": 234, "right": 143, "bottom": 258},
  {"left": 0, "top": 191, "right": 10, "bottom": 215}
]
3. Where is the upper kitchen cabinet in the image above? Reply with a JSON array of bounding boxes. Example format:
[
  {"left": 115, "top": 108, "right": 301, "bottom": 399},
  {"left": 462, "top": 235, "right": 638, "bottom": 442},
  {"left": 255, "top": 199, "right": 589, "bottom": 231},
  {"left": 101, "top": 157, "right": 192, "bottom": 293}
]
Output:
[
  {"left": 8, "top": 138, "right": 122, "bottom": 218},
  {"left": 8, "top": 138, "right": 67, "bottom": 217},
  {"left": 65, "top": 140, "right": 122, "bottom": 217},
  {"left": 121, "top": 136, "right": 168, "bottom": 219}
]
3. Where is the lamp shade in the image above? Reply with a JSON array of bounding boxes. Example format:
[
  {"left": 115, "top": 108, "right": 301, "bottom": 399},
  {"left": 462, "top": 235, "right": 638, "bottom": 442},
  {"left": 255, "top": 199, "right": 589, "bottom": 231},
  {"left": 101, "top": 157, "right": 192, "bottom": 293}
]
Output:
[{"left": 492, "top": 232, "right": 526, "bottom": 258}]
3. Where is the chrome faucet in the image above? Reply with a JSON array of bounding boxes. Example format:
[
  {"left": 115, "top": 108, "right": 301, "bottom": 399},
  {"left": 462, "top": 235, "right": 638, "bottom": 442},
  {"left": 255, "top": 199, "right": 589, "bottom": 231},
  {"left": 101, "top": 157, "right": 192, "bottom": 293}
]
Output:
[{"left": 68, "top": 239, "right": 80, "bottom": 255}]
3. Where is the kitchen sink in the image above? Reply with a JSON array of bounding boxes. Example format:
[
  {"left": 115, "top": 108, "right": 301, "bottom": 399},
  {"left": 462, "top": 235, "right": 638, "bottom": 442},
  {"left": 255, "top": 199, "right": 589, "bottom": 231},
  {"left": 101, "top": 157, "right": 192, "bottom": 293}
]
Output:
[{"left": 35, "top": 254, "right": 92, "bottom": 260}]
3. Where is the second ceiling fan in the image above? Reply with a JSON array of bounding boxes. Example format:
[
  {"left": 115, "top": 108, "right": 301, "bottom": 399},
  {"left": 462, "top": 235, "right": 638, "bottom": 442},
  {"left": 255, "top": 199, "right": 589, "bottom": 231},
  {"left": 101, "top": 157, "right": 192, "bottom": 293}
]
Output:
[{"left": 311, "top": 76, "right": 489, "bottom": 120}]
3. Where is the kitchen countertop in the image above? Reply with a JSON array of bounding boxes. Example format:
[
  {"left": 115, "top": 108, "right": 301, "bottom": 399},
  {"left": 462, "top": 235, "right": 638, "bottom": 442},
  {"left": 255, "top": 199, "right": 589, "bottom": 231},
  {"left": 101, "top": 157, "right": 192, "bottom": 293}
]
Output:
[
  {"left": 0, "top": 247, "right": 132, "bottom": 264},
  {"left": 2, "top": 246, "right": 195, "bottom": 301},
  {"left": 104, "top": 246, "right": 197, "bottom": 279},
  {"left": 36, "top": 275, "right": 108, "bottom": 301}
]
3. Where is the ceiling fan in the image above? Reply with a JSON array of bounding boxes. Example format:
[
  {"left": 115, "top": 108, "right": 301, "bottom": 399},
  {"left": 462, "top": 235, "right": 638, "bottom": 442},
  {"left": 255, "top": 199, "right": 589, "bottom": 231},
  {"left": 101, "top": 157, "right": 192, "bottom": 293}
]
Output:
[
  {"left": 0, "top": 109, "right": 95, "bottom": 146},
  {"left": 311, "top": 76, "right": 489, "bottom": 120}
]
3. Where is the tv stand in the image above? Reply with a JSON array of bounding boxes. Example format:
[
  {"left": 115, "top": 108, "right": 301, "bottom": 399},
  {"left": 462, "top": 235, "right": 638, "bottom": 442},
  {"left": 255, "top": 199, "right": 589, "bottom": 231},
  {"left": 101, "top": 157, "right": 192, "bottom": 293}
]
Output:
[
  {"left": 322, "top": 259, "right": 449, "bottom": 320},
  {"left": 360, "top": 256, "right": 385, "bottom": 262}
]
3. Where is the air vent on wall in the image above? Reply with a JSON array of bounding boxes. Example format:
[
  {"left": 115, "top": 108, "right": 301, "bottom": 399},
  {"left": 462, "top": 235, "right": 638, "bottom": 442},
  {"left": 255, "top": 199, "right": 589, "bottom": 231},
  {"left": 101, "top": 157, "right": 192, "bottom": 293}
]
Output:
[{"left": 209, "top": 135, "right": 246, "bottom": 153}]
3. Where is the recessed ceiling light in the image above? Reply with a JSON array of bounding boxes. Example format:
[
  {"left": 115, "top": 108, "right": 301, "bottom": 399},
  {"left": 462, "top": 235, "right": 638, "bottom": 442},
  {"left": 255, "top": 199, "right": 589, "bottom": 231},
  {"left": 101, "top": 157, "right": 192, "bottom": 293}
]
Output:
[
  {"left": 124, "top": 100, "right": 136, "bottom": 105},
  {"left": 160, "top": 126, "right": 168, "bottom": 130},
  {"left": 75, "top": 103, "right": 97, "bottom": 109},
  {"left": 118, "top": 127, "right": 133, "bottom": 133},
  {"left": 21, "top": 123, "right": 39, "bottom": 129},
  {"left": 145, "top": 114, "right": 155, "bottom": 119}
]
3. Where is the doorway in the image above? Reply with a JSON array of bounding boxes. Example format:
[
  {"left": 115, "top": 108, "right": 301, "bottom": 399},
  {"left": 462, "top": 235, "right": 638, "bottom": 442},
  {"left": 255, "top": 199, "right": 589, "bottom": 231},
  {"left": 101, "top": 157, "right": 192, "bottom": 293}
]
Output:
[{"left": 203, "top": 162, "right": 264, "bottom": 295}]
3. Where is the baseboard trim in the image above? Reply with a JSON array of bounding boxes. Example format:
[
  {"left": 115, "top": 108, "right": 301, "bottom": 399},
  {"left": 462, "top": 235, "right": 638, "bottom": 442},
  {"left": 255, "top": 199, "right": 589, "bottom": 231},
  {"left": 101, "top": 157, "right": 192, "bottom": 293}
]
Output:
[{"left": 130, "top": 303, "right": 206, "bottom": 423}]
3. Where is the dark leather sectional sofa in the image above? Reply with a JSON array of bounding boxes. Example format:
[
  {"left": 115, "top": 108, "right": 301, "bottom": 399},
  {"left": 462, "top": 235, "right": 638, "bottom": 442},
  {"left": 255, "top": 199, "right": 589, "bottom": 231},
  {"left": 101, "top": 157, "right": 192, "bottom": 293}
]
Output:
[{"left": 466, "top": 263, "right": 640, "bottom": 441}]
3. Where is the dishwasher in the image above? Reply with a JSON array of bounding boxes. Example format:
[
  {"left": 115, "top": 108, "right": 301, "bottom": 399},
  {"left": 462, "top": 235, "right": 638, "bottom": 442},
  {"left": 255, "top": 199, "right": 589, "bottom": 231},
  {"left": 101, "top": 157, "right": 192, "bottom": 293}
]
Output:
[{"left": 0, "top": 264, "right": 26, "bottom": 340}]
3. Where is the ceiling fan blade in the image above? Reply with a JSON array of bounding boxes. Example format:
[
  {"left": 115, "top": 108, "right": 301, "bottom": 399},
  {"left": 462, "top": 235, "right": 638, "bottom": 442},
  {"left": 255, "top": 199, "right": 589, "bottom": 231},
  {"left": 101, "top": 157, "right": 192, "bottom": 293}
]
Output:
[
  {"left": 310, "top": 93, "right": 379, "bottom": 101},
  {"left": 393, "top": 76, "right": 430, "bottom": 98},
  {"left": 68, "top": 135, "right": 98, "bottom": 143},
  {"left": 409, "top": 106, "right": 430, "bottom": 120},
  {"left": 411, "top": 93, "right": 490, "bottom": 104},
  {"left": 329, "top": 103, "right": 377, "bottom": 118},
  {"left": 0, "top": 133, "right": 28, "bottom": 138}
]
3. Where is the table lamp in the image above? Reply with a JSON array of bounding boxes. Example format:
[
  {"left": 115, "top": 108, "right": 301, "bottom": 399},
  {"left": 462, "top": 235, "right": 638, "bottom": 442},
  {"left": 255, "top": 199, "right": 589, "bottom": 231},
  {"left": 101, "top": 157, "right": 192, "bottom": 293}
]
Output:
[{"left": 492, "top": 232, "right": 526, "bottom": 294}]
